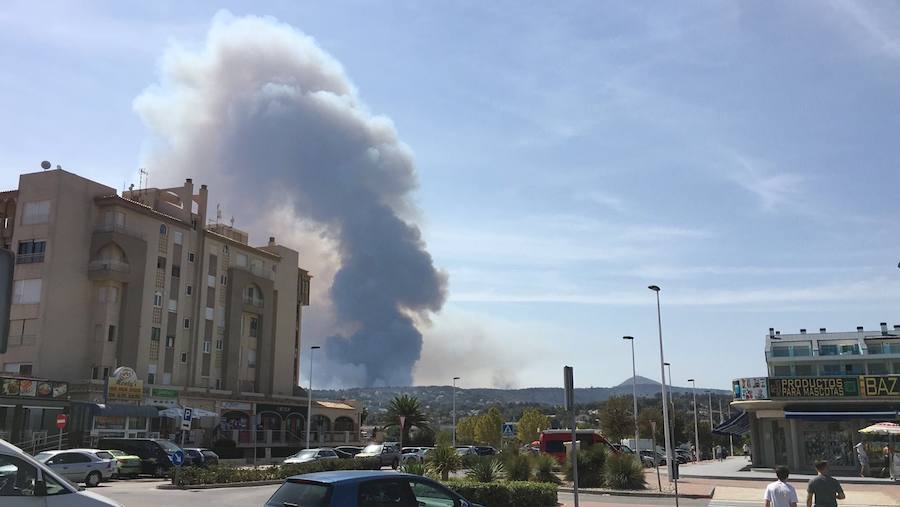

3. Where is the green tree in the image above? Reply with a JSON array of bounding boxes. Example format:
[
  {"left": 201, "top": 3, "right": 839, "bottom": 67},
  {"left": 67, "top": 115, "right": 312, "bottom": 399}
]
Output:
[
  {"left": 638, "top": 407, "right": 663, "bottom": 443},
  {"left": 599, "top": 396, "right": 634, "bottom": 443},
  {"left": 475, "top": 407, "right": 503, "bottom": 446},
  {"left": 517, "top": 408, "right": 550, "bottom": 443},
  {"left": 456, "top": 416, "right": 477, "bottom": 444},
  {"left": 386, "top": 394, "right": 429, "bottom": 445}
]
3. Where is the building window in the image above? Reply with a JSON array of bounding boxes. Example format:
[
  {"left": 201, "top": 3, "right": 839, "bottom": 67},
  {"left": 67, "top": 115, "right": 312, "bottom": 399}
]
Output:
[
  {"left": 151, "top": 327, "right": 161, "bottom": 341},
  {"left": 819, "top": 345, "right": 838, "bottom": 356},
  {"left": 822, "top": 364, "right": 841, "bottom": 376},
  {"left": 247, "top": 349, "right": 256, "bottom": 368},
  {"left": 188, "top": 252, "right": 195, "bottom": 263},
  {"left": 91, "top": 367, "right": 99, "bottom": 380},
  {"left": 3, "top": 363, "right": 32, "bottom": 375},
  {"left": 12, "top": 279, "right": 42, "bottom": 304},
  {"left": 22, "top": 200, "right": 50, "bottom": 225},
  {"left": 16, "top": 239, "right": 46, "bottom": 264},
  {"left": 171, "top": 265, "right": 181, "bottom": 278},
  {"left": 105, "top": 210, "right": 126, "bottom": 227},
  {"left": 157, "top": 256, "right": 166, "bottom": 270},
  {"left": 153, "top": 292, "right": 162, "bottom": 307},
  {"left": 795, "top": 364, "right": 813, "bottom": 376},
  {"left": 166, "top": 336, "right": 175, "bottom": 348},
  {"left": 148, "top": 364, "right": 157, "bottom": 384},
  {"left": 173, "top": 230, "right": 183, "bottom": 245},
  {"left": 220, "top": 275, "right": 227, "bottom": 286},
  {"left": 236, "top": 253, "right": 248, "bottom": 267},
  {"left": 162, "top": 373, "right": 171, "bottom": 385},
  {"left": 773, "top": 365, "right": 791, "bottom": 377},
  {"left": 181, "top": 352, "right": 187, "bottom": 363},
  {"left": 202, "top": 341, "right": 211, "bottom": 354},
  {"left": 186, "top": 285, "right": 193, "bottom": 296},
  {"left": 107, "top": 325, "right": 116, "bottom": 342},
  {"left": 249, "top": 317, "right": 259, "bottom": 338},
  {"left": 215, "top": 339, "right": 223, "bottom": 351},
  {"left": 183, "top": 318, "right": 190, "bottom": 329},
  {"left": 868, "top": 363, "right": 888, "bottom": 374},
  {"left": 168, "top": 299, "right": 177, "bottom": 312},
  {"left": 160, "top": 224, "right": 168, "bottom": 236},
  {"left": 215, "top": 379, "right": 221, "bottom": 389},
  {"left": 102, "top": 367, "right": 110, "bottom": 379}
]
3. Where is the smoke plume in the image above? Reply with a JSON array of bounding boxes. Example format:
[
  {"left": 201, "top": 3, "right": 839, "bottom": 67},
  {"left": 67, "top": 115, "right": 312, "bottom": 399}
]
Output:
[{"left": 135, "top": 12, "right": 447, "bottom": 386}]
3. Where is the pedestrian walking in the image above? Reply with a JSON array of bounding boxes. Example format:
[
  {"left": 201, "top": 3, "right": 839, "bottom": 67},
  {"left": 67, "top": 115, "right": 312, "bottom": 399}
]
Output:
[
  {"left": 882, "top": 444, "right": 892, "bottom": 478},
  {"left": 806, "top": 460, "right": 845, "bottom": 507},
  {"left": 764, "top": 465, "right": 798, "bottom": 507},
  {"left": 854, "top": 441, "right": 869, "bottom": 477},
  {"left": 744, "top": 442, "right": 751, "bottom": 461}
]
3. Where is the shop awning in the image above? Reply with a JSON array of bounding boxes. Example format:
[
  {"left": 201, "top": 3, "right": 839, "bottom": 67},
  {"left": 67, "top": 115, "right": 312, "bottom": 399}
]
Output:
[
  {"left": 158, "top": 407, "right": 218, "bottom": 419},
  {"left": 86, "top": 403, "right": 160, "bottom": 418},
  {"left": 713, "top": 411, "right": 750, "bottom": 436},
  {"left": 784, "top": 410, "right": 899, "bottom": 420}
]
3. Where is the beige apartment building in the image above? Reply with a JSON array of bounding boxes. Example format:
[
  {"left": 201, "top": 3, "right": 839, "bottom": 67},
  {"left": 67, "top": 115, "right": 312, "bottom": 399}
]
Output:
[{"left": 0, "top": 168, "right": 361, "bottom": 459}]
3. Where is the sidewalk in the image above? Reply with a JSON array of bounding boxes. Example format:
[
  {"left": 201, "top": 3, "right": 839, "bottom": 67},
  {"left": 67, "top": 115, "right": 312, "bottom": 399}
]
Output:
[{"left": 675, "top": 456, "right": 896, "bottom": 484}]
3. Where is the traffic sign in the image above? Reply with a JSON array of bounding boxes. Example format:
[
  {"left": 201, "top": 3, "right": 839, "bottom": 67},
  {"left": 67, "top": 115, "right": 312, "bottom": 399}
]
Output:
[
  {"left": 171, "top": 450, "right": 185, "bottom": 466},
  {"left": 501, "top": 422, "right": 516, "bottom": 439},
  {"left": 181, "top": 408, "right": 193, "bottom": 431},
  {"left": 55, "top": 414, "right": 68, "bottom": 430}
]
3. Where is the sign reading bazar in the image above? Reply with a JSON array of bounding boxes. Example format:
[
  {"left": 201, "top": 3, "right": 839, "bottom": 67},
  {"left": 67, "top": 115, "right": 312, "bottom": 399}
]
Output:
[
  {"left": 734, "top": 375, "right": 900, "bottom": 400},
  {"left": 860, "top": 375, "right": 900, "bottom": 397},
  {"left": 107, "top": 367, "right": 143, "bottom": 401}
]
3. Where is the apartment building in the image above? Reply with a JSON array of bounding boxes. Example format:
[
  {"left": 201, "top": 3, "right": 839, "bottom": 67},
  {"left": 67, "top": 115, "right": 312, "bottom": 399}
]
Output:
[
  {"left": 0, "top": 168, "right": 360, "bottom": 456},
  {"left": 765, "top": 324, "right": 900, "bottom": 377}
]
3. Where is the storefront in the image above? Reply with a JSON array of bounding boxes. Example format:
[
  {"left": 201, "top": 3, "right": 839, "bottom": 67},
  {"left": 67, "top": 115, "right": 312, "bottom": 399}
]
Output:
[
  {"left": 0, "top": 375, "right": 69, "bottom": 447},
  {"left": 733, "top": 375, "right": 900, "bottom": 474}
]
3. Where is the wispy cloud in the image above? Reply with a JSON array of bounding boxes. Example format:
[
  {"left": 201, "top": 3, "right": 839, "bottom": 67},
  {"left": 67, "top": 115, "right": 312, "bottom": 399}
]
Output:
[
  {"left": 826, "top": 0, "right": 900, "bottom": 61},
  {"left": 728, "top": 153, "right": 805, "bottom": 212}
]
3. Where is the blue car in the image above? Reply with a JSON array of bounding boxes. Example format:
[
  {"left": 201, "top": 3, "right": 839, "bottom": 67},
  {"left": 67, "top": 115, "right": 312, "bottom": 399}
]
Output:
[{"left": 265, "top": 470, "right": 485, "bottom": 507}]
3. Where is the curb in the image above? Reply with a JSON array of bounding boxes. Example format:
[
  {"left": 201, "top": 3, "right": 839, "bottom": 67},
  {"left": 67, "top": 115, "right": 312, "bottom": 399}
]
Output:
[
  {"left": 679, "top": 474, "right": 897, "bottom": 485},
  {"left": 158, "top": 480, "right": 283, "bottom": 490},
  {"left": 557, "top": 487, "right": 714, "bottom": 500}
]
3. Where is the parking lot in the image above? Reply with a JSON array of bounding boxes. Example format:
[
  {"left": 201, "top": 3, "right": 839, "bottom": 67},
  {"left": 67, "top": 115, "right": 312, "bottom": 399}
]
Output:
[{"left": 94, "top": 479, "right": 280, "bottom": 507}]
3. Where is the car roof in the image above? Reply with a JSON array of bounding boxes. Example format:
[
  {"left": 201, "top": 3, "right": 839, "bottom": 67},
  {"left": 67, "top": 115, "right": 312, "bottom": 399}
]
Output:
[{"left": 286, "top": 470, "right": 417, "bottom": 484}]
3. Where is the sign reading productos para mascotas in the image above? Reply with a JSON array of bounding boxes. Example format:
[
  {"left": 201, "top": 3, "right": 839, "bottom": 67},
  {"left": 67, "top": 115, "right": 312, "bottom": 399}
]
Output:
[{"left": 769, "top": 377, "right": 859, "bottom": 398}]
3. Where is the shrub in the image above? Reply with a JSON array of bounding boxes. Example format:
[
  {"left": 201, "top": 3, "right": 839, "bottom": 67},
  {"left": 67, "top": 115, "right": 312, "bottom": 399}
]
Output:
[
  {"left": 399, "top": 461, "right": 427, "bottom": 476},
  {"left": 446, "top": 480, "right": 557, "bottom": 507},
  {"left": 531, "top": 453, "right": 560, "bottom": 484},
  {"left": 502, "top": 451, "right": 532, "bottom": 481},
  {"left": 461, "top": 454, "right": 494, "bottom": 469},
  {"left": 427, "top": 445, "right": 462, "bottom": 481},
  {"left": 604, "top": 454, "right": 646, "bottom": 490},
  {"left": 564, "top": 444, "right": 606, "bottom": 488},
  {"left": 465, "top": 458, "right": 505, "bottom": 482}
]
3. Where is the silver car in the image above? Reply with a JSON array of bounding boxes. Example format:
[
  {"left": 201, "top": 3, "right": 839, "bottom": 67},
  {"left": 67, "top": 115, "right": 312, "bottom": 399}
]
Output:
[
  {"left": 34, "top": 449, "right": 117, "bottom": 487},
  {"left": 282, "top": 448, "right": 340, "bottom": 465}
]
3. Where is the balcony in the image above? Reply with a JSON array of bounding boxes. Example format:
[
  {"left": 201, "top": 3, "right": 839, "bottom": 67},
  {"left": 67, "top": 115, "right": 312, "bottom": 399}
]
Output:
[
  {"left": 88, "top": 260, "right": 130, "bottom": 273},
  {"left": 231, "top": 263, "right": 274, "bottom": 281},
  {"left": 15, "top": 253, "right": 44, "bottom": 264},
  {"left": 94, "top": 222, "right": 145, "bottom": 239},
  {"left": 867, "top": 343, "right": 900, "bottom": 355},
  {"left": 242, "top": 296, "right": 263, "bottom": 308}
]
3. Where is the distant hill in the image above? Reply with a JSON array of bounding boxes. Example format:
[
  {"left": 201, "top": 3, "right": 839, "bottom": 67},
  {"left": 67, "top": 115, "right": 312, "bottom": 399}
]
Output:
[{"left": 315, "top": 378, "right": 731, "bottom": 422}]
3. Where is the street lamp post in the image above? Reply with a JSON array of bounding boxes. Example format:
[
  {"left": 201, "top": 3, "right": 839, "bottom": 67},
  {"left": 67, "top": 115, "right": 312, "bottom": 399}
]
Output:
[
  {"left": 452, "top": 377, "right": 460, "bottom": 447},
  {"left": 706, "top": 391, "right": 713, "bottom": 429},
  {"left": 648, "top": 285, "right": 675, "bottom": 486},
  {"left": 664, "top": 362, "right": 675, "bottom": 457},
  {"left": 688, "top": 379, "right": 700, "bottom": 463},
  {"left": 623, "top": 336, "right": 639, "bottom": 452},
  {"left": 306, "top": 345, "right": 321, "bottom": 450}
]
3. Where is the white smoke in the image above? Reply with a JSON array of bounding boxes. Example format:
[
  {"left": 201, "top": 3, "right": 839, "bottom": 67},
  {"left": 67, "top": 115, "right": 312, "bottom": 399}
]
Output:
[{"left": 135, "top": 11, "right": 447, "bottom": 387}]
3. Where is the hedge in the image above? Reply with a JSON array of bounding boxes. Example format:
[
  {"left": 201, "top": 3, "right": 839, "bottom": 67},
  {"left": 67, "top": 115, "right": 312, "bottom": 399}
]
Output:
[
  {"left": 173, "top": 457, "right": 381, "bottom": 486},
  {"left": 445, "top": 480, "right": 558, "bottom": 507}
]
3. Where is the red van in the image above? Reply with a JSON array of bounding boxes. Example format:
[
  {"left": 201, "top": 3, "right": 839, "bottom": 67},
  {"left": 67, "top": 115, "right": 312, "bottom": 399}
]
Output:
[{"left": 539, "top": 429, "right": 619, "bottom": 462}]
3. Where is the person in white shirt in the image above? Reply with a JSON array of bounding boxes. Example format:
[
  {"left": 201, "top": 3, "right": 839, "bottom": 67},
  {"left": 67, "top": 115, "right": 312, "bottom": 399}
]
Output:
[{"left": 764, "top": 465, "right": 798, "bottom": 507}]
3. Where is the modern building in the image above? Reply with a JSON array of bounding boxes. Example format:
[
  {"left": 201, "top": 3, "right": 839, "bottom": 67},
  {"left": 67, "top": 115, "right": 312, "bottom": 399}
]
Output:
[
  {"left": 731, "top": 324, "right": 900, "bottom": 474},
  {"left": 0, "top": 168, "right": 361, "bottom": 458}
]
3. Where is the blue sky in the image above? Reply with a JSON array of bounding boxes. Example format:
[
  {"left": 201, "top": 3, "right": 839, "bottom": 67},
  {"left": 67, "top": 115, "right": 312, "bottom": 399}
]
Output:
[{"left": 3, "top": 1, "right": 900, "bottom": 389}]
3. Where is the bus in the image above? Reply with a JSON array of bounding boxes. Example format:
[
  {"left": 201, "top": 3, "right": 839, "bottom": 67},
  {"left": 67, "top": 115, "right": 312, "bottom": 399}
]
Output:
[{"left": 539, "top": 429, "right": 619, "bottom": 462}]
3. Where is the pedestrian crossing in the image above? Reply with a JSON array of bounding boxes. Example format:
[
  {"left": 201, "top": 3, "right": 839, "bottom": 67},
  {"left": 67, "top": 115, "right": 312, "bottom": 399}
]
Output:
[{"left": 710, "top": 500, "right": 890, "bottom": 507}]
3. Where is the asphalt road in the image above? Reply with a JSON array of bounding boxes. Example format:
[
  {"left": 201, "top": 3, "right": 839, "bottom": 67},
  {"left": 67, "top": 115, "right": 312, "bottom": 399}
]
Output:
[{"left": 94, "top": 479, "right": 713, "bottom": 507}]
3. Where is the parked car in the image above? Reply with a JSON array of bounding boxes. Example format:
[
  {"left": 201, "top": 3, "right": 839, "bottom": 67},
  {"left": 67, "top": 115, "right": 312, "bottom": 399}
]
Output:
[
  {"left": 639, "top": 449, "right": 666, "bottom": 467},
  {"left": 105, "top": 449, "right": 142, "bottom": 478},
  {"left": 473, "top": 446, "right": 498, "bottom": 456},
  {"left": 97, "top": 438, "right": 184, "bottom": 477},
  {"left": 455, "top": 446, "right": 478, "bottom": 456},
  {"left": 183, "top": 448, "right": 220, "bottom": 468},
  {"left": 674, "top": 449, "right": 692, "bottom": 464},
  {"left": 334, "top": 446, "right": 363, "bottom": 459},
  {"left": 265, "top": 470, "right": 485, "bottom": 507},
  {"left": 611, "top": 444, "right": 634, "bottom": 454},
  {"left": 355, "top": 443, "right": 401, "bottom": 469},
  {"left": 34, "top": 449, "right": 116, "bottom": 487},
  {"left": 0, "top": 438, "right": 121, "bottom": 506},
  {"left": 400, "top": 447, "right": 431, "bottom": 463},
  {"left": 283, "top": 448, "right": 341, "bottom": 465}
]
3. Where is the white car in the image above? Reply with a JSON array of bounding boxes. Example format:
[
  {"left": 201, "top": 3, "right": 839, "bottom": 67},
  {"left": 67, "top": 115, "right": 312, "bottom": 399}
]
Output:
[
  {"left": 34, "top": 449, "right": 116, "bottom": 487},
  {"left": 0, "top": 438, "right": 120, "bottom": 506},
  {"left": 400, "top": 447, "right": 432, "bottom": 463},
  {"left": 283, "top": 448, "right": 340, "bottom": 464}
]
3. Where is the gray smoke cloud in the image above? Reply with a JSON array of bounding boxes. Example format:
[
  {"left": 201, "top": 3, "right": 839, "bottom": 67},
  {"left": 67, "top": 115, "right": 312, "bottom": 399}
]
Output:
[{"left": 135, "top": 12, "right": 447, "bottom": 386}]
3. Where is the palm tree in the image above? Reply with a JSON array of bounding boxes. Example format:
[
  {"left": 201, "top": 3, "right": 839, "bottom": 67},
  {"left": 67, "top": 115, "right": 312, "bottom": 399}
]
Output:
[{"left": 386, "top": 394, "right": 430, "bottom": 445}]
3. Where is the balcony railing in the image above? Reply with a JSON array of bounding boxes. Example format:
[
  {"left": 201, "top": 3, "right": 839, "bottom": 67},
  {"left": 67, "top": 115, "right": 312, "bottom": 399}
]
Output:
[
  {"left": 867, "top": 344, "right": 900, "bottom": 355},
  {"left": 88, "top": 260, "right": 130, "bottom": 273},
  {"left": 15, "top": 253, "right": 44, "bottom": 264},
  {"left": 94, "top": 222, "right": 145, "bottom": 239},
  {"left": 242, "top": 296, "right": 264, "bottom": 307},
  {"left": 231, "top": 263, "right": 274, "bottom": 280}
]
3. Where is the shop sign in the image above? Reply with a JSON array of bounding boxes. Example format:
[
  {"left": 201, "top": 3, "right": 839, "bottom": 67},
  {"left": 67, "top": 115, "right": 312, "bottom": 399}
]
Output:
[
  {"left": 769, "top": 376, "right": 859, "bottom": 398},
  {"left": 220, "top": 401, "right": 252, "bottom": 412},
  {"left": 733, "top": 377, "right": 769, "bottom": 400},
  {"left": 859, "top": 375, "right": 900, "bottom": 397},
  {"left": 107, "top": 367, "right": 143, "bottom": 401},
  {"left": 150, "top": 388, "right": 179, "bottom": 399},
  {"left": 257, "top": 403, "right": 307, "bottom": 416},
  {"left": 0, "top": 377, "right": 68, "bottom": 399}
]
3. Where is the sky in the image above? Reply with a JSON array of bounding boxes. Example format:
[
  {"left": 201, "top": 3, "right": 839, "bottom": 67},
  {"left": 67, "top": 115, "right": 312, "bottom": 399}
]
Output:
[{"left": 3, "top": 1, "right": 900, "bottom": 390}]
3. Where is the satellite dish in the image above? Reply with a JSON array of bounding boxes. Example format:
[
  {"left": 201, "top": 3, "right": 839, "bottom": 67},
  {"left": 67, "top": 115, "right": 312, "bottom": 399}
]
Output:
[{"left": 40, "top": 161, "right": 51, "bottom": 170}]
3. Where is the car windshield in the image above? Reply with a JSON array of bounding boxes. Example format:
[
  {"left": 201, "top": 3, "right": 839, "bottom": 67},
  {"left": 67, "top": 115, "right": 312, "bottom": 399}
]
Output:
[
  {"left": 155, "top": 440, "right": 182, "bottom": 453},
  {"left": 362, "top": 444, "right": 382, "bottom": 454},
  {"left": 266, "top": 481, "right": 330, "bottom": 507},
  {"left": 107, "top": 450, "right": 125, "bottom": 457},
  {"left": 34, "top": 452, "right": 54, "bottom": 463},
  {"left": 294, "top": 450, "right": 317, "bottom": 459}
]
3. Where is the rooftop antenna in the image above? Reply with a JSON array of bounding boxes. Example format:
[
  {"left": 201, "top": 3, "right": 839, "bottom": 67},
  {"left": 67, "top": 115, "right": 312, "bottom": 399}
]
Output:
[
  {"left": 216, "top": 204, "right": 222, "bottom": 225},
  {"left": 230, "top": 216, "right": 235, "bottom": 228}
]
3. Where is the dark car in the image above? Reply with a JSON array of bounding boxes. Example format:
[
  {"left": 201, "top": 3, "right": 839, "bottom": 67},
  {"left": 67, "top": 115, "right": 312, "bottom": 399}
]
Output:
[
  {"left": 183, "top": 448, "right": 220, "bottom": 468},
  {"left": 265, "top": 470, "right": 485, "bottom": 507},
  {"left": 97, "top": 437, "right": 184, "bottom": 476},
  {"left": 334, "top": 446, "right": 363, "bottom": 459},
  {"left": 640, "top": 449, "right": 666, "bottom": 467},
  {"left": 473, "top": 446, "right": 498, "bottom": 456}
]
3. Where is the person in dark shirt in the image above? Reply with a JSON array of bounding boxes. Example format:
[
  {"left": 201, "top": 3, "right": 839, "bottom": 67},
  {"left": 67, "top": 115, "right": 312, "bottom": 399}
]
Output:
[{"left": 806, "top": 460, "right": 845, "bottom": 507}]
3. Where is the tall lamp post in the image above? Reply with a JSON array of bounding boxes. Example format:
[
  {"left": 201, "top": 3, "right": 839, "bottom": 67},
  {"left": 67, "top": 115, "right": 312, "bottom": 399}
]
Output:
[
  {"left": 706, "top": 391, "right": 713, "bottom": 429},
  {"left": 452, "top": 376, "right": 461, "bottom": 447},
  {"left": 687, "top": 379, "right": 700, "bottom": 463},
  {"left": 305, "top": 345, "right": 321, "bottom": 450},
  {"left": 623, "top": 336, "right": 640, "bottom": 452},
  {"left": 664, "top": 362, "right": 675, "bottom": 455},
  {"left": 648, "top": 285, "right": 675, "bottom": 484}
]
